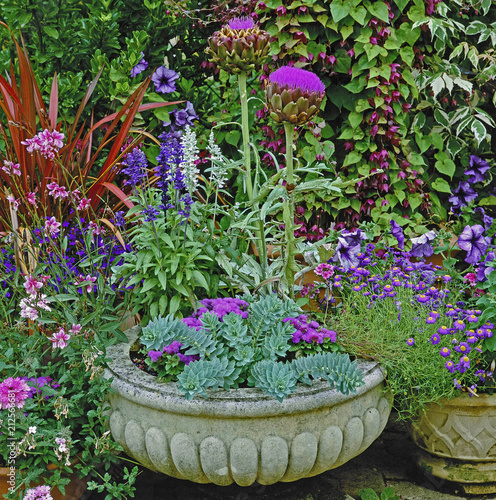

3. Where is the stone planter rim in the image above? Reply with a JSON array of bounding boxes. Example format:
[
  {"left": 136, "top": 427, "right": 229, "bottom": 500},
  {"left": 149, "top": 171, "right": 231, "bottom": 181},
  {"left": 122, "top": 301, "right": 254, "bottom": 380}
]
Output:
[{"left": 104, "top": 326, "right": 387, "bottom": 418}]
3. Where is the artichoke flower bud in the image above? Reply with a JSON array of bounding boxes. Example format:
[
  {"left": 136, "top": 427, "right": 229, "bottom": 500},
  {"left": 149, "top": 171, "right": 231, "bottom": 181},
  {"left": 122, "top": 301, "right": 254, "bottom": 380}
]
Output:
[
  {"left": 266, "top": 66, "right": 325, "bottom": 125},
  {"left": 206, "top": 17, "right": 271, "bottom": 74}
]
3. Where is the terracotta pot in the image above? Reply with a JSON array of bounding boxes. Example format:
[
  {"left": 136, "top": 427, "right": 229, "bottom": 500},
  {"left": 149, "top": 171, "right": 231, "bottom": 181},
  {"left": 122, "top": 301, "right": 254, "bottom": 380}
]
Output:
[
  {"left": 0, "top": 462, "right": 87, "bottom": 500},
  {"left": 409, "top": 393, "right": 496, "bottom": 495},
  {"left": 104, "top": 327, "right": 392, "bottom": 486}
]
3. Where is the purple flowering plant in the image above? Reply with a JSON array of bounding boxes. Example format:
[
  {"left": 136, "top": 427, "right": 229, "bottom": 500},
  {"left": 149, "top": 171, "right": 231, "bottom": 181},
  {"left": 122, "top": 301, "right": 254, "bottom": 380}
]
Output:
[
  {"left": 134, "top": 294, "right": 363, "bottom": 402},
  {"left": 308, "top": 232, "right": 496, "bottom": 420}
]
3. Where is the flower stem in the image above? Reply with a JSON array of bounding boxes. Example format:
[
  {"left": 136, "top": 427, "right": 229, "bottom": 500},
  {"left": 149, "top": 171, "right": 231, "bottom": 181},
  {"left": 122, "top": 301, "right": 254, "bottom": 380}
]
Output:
[
  {"left": 283, "top": 122, "right": 296, "bottom": 299},
  {"left": 238, "top": 72, "right": 253, "bottom": 201}
]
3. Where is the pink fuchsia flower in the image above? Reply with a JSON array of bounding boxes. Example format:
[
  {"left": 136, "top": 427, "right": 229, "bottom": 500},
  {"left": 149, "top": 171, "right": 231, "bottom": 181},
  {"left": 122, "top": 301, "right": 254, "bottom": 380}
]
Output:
[
  {"left": 44, "top": 216, "right": 61, "bottom": 237},
  {"left": 0, "top": 377, "right": 31, "bottom": 409},
  {"left": 24, "top": 485, "right": 53, "bottom": 500},
  {"left": 26, "top": 192, "right": 37, "bottom": 205},
  {"left": 49, "top": 327, "right": 70, "bottom": 349},
  {"left": 2, "top": 160, "right": 21, "bottom": 176},
  {"left": 22, "top": 129, "right": 65, "bottom": 159},
  {"left": 24, "top": 275, "right": 43, "bottom": 295}
]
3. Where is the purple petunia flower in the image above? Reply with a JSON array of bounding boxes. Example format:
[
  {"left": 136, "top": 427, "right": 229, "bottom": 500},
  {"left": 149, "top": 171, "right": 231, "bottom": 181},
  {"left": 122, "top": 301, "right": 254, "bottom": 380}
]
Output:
[
  {"left": 410, "top": 230, "right": 436, "bottom": 258},
  {"left": 475, "top": 207, "right": 494, "bottom": 231},
  {"left": 464, "top": 155, "right": 490, "bottom": 183},
  {"left": 228, "top": 16, "right": 255, "bottom": 30},
  {"left": 390, "top": 220, "right": 405, "bottom": 249},
  {"left": 131, "top": 52, "right": 148, "bottom": 77},
  {"left": 457, "top": 224, "right": 489, "bottom": 265},
  {"left": 164, "top": 102, "right": 199, "bottom": 138},
  {"left": 449, "top": 181, "right": 478, "bottom": 212},
  {"left": 268, "top": 66, "right": 325, "bottom": 94},
  {"left": 152, "top": 66, "right": 180, "bottom": 94},
  {"left": 476, "top": 251, "right": 495, "bottom": 282}
]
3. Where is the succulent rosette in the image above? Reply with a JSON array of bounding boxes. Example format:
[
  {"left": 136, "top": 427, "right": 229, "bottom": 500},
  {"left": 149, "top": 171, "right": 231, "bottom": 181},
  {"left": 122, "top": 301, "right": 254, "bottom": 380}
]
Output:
[
  {"left": 266, "top": 66, "right": 326, "bottom": 125},
  {"left": 206, "top": 16, "right": 271, "bottom": 74}
]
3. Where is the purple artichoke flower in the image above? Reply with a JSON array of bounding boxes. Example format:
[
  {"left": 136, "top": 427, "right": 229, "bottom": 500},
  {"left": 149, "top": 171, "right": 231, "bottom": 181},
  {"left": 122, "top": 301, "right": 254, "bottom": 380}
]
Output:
[
  {"left": 152, "top": 66, "right": 179, "bottom": 94},
  {"left": 410, "top": 230, "right": 436, "bottom": 258},
  {"left": 465, "top": 155, "right": 490, "bottom": 183},
  {"left": 457, "top": 224, "right": 489, "bottom": 265},
  {"left": 131, "top": 52, "right": 148, "bottom": 77},
  {"left": 449, "top": 181, "right": 478, "bottom": 212},
  {"left": 390, "top": 220, "right": 405, "bottom": 249},
  {"left": 228, "top": 16, "right": 254, "bottom": 30}
]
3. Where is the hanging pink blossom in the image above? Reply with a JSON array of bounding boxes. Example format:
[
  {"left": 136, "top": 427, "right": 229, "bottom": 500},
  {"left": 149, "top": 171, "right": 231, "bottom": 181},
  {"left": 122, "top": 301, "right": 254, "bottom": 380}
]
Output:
[{"left": 0, "top": 377, "right": 30, "bottom": 409}]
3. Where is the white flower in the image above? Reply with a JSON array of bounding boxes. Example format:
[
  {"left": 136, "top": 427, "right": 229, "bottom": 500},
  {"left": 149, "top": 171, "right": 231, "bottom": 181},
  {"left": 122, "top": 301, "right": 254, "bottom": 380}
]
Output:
[
  {"left": 180, "top": 126, "right": 199, "bottom": 191},
  {"left": 28, "top": 426, "right": 37, "bottom": 434},
  {"left": 206, "top": 130, "right": 228, "bottom": 189}
]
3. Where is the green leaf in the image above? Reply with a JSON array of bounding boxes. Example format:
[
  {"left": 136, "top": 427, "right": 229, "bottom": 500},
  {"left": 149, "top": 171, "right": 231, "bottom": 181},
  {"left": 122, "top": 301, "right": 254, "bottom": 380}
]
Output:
[
  {"left": 434, "top": 157, "right": 456, "bottom": 179},
  {"left": 225, "top": 130, "right": 241, "bottom": 147},
  {"left": 471, "top": 120, "right": 487, "bottom": 146},
  {"left": 349, "top": 5, "right": 367, "bottom": 24},
  {"left": 157, "top": 270, "right": 167, "bottom": 290},
  {"left": 192, "top": 270, "right": 210, "bottom": 292},
  {"left": 366, "top": 2, "right": 389, "bottom": 23},
  {"left": 393, "top": 0, "right": 409, "bottom": 10},
  {"left": 330, "top": 0, "right": 351, "bottom": 22},
  {"left": 343, "top": 151, "right": 362, "bottom": 167},
  {"left": 348, "top": 111, "right": 363, "bottom": 129},
  {"left": 431, "top": 178, "right": 452, "bottom": 193},
  {"left": 44, "top": 26, "right": 59, "bottom": 39}
]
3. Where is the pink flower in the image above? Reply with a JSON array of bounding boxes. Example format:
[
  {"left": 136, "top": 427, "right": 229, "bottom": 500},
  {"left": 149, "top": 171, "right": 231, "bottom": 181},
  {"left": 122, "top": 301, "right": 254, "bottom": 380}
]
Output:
[
  {"left": 6, "top": 195, "right": 19, "bottom": 211},
  {"left": 77, "top": 198, "right": 91, "bottom": 211},
  {"left": 49, "top": 327, "right": 70, "bottom": 349},
  {"left": 0, "top": 377, "right": 30, "bottom": 409},
  {"left": 314, "top": 263, "right": 334, "bottom": 280},
  {"left": 69, "top": 323, "right": 82, "bottom": 335},
  {"left": 76, "top": 274, "right": 97, "bottom": 292},
  {"left": 44, "top": 216, "right": 61, "bottom": 237},
  {"left": 88, "top": 221, "right": 102, "bottom": 235},
  {"left": 24, "top": 485, "right": 53, "bottom": 500},
  {"left": 47, "top": 182, "right": 69, "bottom": 199},
  {"left": 22, "top": 129, "right": 65, "bottom": 159},
  {"left": 26, "top": 192, "right": 37, "bottom": 205},
  {"left": 464, "top": 272, "right": 477, "bottom": 287},
  {"left": 24, "top": 275, "right": 43, "bottom": 295},
  {"left": 2, "top": 160, "right": 21, "bottom": 176}
]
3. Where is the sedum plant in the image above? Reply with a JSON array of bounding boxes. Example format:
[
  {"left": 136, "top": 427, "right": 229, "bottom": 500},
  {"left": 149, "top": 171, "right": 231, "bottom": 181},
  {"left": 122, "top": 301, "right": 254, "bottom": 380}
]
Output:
[{"left": 135, "top": 295, "right": 364, "bottom": 402}]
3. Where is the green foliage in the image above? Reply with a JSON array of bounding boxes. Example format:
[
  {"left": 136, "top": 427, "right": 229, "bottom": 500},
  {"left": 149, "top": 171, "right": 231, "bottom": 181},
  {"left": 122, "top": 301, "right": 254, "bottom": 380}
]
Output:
[
  {"left": 359, "top": 486, "right": 399, "bottom": 500},
  {"left": 139, "top": 295, "right": 364, "bottom": 401}
]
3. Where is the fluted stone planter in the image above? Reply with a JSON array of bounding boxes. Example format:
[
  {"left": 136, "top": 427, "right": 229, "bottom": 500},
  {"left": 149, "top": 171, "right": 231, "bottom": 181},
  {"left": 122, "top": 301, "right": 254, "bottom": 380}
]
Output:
[
  {"left": 104, "top": 327, "right": 391, "bottom": 486},
  {"left": 410, "top": 394, "right": 496, "bottom": 495}
]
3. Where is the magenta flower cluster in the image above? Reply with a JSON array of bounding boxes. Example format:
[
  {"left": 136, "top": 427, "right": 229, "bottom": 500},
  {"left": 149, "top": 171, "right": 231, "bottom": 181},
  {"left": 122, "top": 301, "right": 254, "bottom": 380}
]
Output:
[
  {"left": 283, "top": 314, "right": 336, "bottom": 344},
  {"left": 21, "top": 129, "right": 64, "bottom": 159}
]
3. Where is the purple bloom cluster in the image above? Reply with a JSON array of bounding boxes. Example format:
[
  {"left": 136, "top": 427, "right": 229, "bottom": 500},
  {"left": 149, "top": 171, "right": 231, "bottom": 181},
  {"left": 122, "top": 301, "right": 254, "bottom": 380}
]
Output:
[
  {"left": 122, "top": 148, "right": 148, "bottom": 187},
  {"left": 155, "top": 132, "right": 183, "bottom": 213},
  {"left": 283, "top": 314, "right": 336, "bottom": 344},
  {"left": 182, "top": 297, "right": 250, "bottom": 330},
  {"left": 228, "top": 16, "right": 255, "bottom": 30},
  {"left": 147, "top": 341, "right": 197, "bottom": 365}
]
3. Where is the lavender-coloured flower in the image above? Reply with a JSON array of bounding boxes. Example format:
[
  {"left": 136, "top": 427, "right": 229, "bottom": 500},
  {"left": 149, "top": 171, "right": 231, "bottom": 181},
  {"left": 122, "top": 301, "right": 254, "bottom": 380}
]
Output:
[
  {"left": 142, "top": 205, "right": 160, "bottom": 222},
  {"left": 390, "top": 220, "right": 405, "bottom": 249},
  {"left": 152, "top": 66, "right": 179, "bottom": 94},
  {"left": 475, "top": 207, "right": 494, "bottom": 231},
  {"left": 122, "top": 148, "right": 148, "bottom": 187},
  {"left": 457, "top": 224, "right": 488, "bottom": 265},
  {"left": 155, "top": 132, "right": 184, "bottom": 211},
  {"left": 206, "top": 17, "right": 270, "bottom": 73},
  {"left": 131, "top": 52, "right": 148, "bottom": 77},
  {"left": 465, "top": 155, "right": 490, "bottom": 183},
  {"left": 148, "top": 350, "right": 163, "bottom": 362},
  {"left": 410, "top": 230, "right": 436, "bottom": 258},
  {"left": 449, "top": 181, "right": 478, "bottom": 212},
  {"left": 476, "top": 250, "right": 495, "bottom": 282},
  {"left": 335, "top": 237, "right": 361, "bottom": 271},
  {"left": 266, "top": 66, "right": 326, "bottom": 125}
]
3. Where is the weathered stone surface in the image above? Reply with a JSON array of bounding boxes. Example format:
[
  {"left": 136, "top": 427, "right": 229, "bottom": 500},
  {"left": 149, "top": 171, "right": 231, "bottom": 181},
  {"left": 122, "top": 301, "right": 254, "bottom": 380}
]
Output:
[{"left": 104, "top": 327, "right": 391, "bottom": 486}]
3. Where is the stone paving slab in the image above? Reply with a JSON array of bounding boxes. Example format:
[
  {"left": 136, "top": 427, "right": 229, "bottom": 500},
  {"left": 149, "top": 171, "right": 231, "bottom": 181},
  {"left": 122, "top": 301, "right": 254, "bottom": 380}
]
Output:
[{"left": 87, "top": 417, "right": 496, "bottom": 500}]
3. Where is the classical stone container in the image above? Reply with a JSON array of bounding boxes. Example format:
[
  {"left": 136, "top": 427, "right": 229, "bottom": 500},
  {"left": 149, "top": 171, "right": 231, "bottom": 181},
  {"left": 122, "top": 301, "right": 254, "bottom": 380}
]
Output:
[
  {"left": 410, "top": 394, "right": 496, "bottom": 495},
  {"left": 104, "top": 327, "right": 391, "bottom": 486}
]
